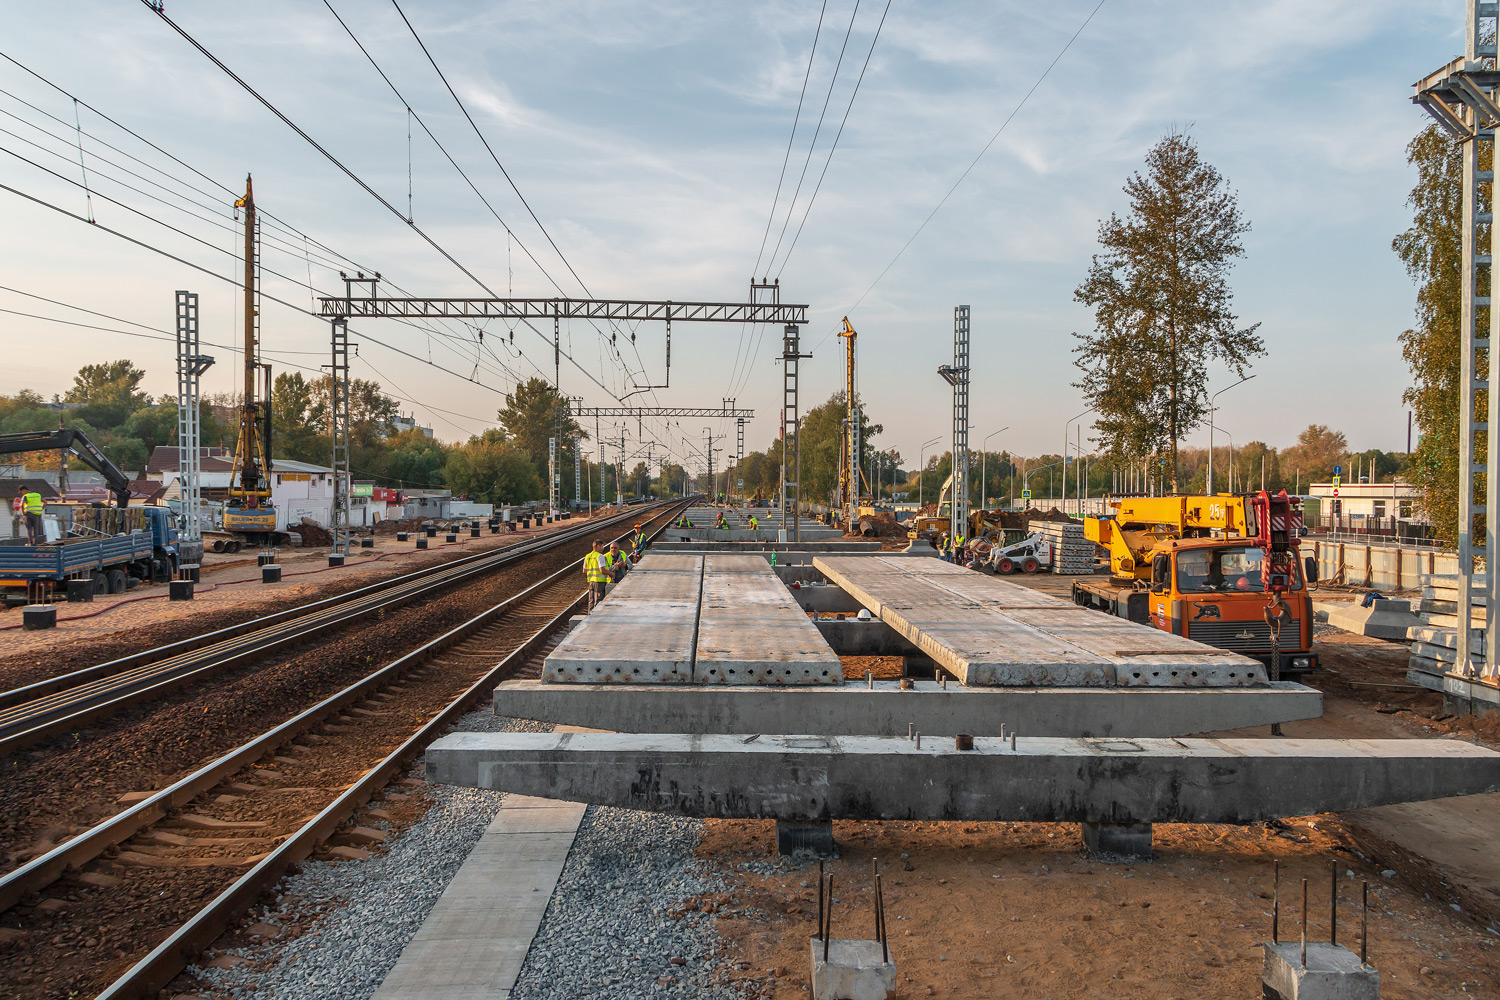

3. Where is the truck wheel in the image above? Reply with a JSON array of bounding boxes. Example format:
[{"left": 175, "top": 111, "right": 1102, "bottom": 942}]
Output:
[
  {"left": 106, "top": 568, "right": 127, "bottom": 594},
  {"left": 996, "top": 558, "right": 1015, "bottom": 574},
  {"left": 1022, "top": 558, "right": 1040, "bottom": 574},
  {"left": 92, "top": 572, "right": 108, "bottom": 596}
]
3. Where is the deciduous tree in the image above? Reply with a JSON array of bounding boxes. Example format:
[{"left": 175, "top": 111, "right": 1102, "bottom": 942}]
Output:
[{"left": 1073, "top": 131, "right": 1263, "bottom": 490}]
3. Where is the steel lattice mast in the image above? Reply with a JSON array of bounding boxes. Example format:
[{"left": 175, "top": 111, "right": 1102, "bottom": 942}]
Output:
[{"left": 1413, "top": 1, "right": 1500, "bottom": 698}]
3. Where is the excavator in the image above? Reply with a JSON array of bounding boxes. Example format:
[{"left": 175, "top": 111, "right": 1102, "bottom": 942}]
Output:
[
  {"left": 222, "top": 175, "right": 278, "bottom": 543},
  {"left": 1072, "top": 492, "right": 1319, "bottom": 677}
]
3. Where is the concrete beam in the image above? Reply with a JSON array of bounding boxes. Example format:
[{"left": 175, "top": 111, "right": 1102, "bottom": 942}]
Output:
[
  {"left": 492, "top": 679, "right": 1323, "bottom": 737},
  {"left": 426, "top": 732, "right": 1500, "bottom": 825}
]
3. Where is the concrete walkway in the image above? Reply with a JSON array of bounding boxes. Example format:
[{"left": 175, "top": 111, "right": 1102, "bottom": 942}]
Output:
[{"left": 369, "top": 794, "right": 587, "bottom": 1000}]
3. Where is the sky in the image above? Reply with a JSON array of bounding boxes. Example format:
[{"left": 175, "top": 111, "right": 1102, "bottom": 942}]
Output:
[{"left": 0, "top": 0, "right": 1463, "bottom": 474}]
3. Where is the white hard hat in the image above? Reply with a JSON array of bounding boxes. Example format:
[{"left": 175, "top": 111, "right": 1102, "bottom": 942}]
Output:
[{"left": 856, "top": 608, "right": 873, "bottom": 621}]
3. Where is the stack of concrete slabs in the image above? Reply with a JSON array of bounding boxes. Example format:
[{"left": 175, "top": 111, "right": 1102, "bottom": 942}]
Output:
[
  {"left": 813, "top": 556, "right": 1267, "bottom": 688},
  {"left": 542, "top": 554, "right": 702, "bottom": 684},
  {"left": 695, "top": 554, "right": 843, "bottom": 684}
]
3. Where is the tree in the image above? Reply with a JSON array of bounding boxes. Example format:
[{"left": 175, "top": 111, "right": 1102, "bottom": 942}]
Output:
[
  {"left": 66, "top": 360, "right": 150, "bottom": 428},
  {"left": 443, "top": 431, "right": 541, "bottom": 503},
  {"left": 629, "top": 461, "right": 650, "bottom": 496},
  {"left": 1281, "top": 425, "right": 1348, "bottom": 486},
  {"left": 1393, "top": 123, "right": 1465, "bottom": 543},
  {"left": 1073, "top": 131, "right": 1264, "bottom": 490},
  {"left": 271, "top": 372, "right": 327, "bottom": 465},
  {"left": 363, "top": 429, "right": 449, "bottom": 487},
  {"left": 497, "top": 378, "right": 584, "bottom": 482}
]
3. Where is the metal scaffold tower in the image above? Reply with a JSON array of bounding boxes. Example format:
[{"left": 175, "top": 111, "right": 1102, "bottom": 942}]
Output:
[
  {"left": 174, "top": 291, "right": 213, "bottom": 544},
  {"left": 574, "top": 434, "right": 582, "bottom": 507},
  {"left": 1413, "top": 2, "right": 1500, "bottom": 697},
  {"left": 329, "top": 317, "right": 351, "bottom": 556},
  {"left": 548, "top": 436, "right": 558, "bottom": 515},
  {"left": 939, "top": 306, "right": 971, "bottom": 540},
  {"left": 837, "top": 318, "right": 862, "bottom": 528},
  {"left": 781, "top": 324, "right": 809, "bottom": 540}
]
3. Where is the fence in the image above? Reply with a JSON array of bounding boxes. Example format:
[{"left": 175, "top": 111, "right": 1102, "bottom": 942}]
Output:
[{"left": 1301, "top": 537, "right": 1457, "bottom": 591}]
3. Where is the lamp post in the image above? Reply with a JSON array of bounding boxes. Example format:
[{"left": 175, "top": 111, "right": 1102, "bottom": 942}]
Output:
[
  {"left": 1024, "top": 460, "right": 1061, "bottom": 509},
  {"left": 1216, "top": 426, "right": 1236, "bottom": 494},
  {"left": 918, "top": 436, "right": 941, "bottom": 508},
  {"left": 1063, "top": 408, "right": 1094, "bottom": 515},
  {"left": 981, "top": 426, "right": 1009, "bottom": 510},
  {"left": 1207, "top": 375, "right": 1255, "bottom": 494}
]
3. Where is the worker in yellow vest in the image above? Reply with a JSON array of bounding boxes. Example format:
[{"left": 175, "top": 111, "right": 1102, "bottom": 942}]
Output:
[
  {"left": 22, "top": 490, "right": 45, "bottom": 545},
  {"left": 630, "top": 524, "right": 647, "bottom": 559},
  {"left": 748, "top": 513, "right": 758, "bottom": 531},
  {"left": 607, "top": 541, "right": 627, "bottom": 583},
  {"left": 583, "top": 539, "right": 610, "bottom": 609}
]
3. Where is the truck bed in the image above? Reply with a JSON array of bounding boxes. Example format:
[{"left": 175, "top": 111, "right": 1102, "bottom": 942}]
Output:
[{"left": 0, "top": 531, "right": 154, "bottom": 581}]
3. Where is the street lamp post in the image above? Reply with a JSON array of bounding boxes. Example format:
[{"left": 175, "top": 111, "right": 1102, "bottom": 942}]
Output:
[
  {"left": 918, "top": 436, "right": 941, "bottom": 508},
  {"left": 981, "top": 426, "right": 1009, "bottom": 510},
  {"left": 1063, "top": 408, "right": 1094, "bottom": 515},
  {"left": 1024, "top": 460, "right": 1061, "bottom": 509},
  {"left": 1207, "top": 375, "right": 1256, "bottom": 494}
]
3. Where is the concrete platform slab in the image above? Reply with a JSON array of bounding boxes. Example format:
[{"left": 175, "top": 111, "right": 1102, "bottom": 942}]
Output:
[
  {"left": 426, "top": 732, "right": 1500, "bottom": 825},
  {"left": 541, "top": 554, "right": 702, "bottom": 684},
  {"left": 814, "top": 555, "right": 1267, "bottom": 687},
  {"left": 370, "top": 794, "right": 586, "bottom": 1000},
  {"left": 694, "top": 555, "right": 842, "bottom": 684},
  {"left": 492, "top": 678, "right": 1323, "bottom": 737}
]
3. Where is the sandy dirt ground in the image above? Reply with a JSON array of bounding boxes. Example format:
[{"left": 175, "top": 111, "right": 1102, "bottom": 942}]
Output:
[{"left": 702, "top": 572, "right": 1500, "bottom": 998}]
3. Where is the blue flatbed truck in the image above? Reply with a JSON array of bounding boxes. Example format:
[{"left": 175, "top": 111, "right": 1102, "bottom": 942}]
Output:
[
  {"left": 0, "top": 428, "right": 204, "bottom": 606},
  {"left": 0, "top": 506, "right": 196, "bottom": 605}
]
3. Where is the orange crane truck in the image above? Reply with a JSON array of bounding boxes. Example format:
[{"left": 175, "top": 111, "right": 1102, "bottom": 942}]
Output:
[{"left": 1071, "top": 491, "right": 1320, "bottom": 678}]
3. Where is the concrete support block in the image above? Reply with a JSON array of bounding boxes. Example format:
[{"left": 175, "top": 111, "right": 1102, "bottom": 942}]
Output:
[
  {"left": 180, "top": 563, "right": 200, "bottom": 582},
  {"left": 777, "top": 820, "right": 835, "bottom": 856},
  {"left": 65, "top": 579, "right": 94, "bottom": 603},
  {"left": 425, "top": 526, "right": 437, "bottom": 537},
  {"left": 445, "top": 533, "right": 458, "bottom": 543},
  {"left": 810, "top": 939, "right": 896, "bottom": 1000},
  {"left": 1262, "top": 942, "right": 1379, "bottom": 999},
  {"left": 262, "top": 565, "right": 282, "bottom": 584},
  {"left": 426, "top": 732, "right": 1500, "bottom": 825},
  {"left": 397, "top": 532, "right": 409, "bottom": 541},
  {"left": 415, "top": 537, "right": 428, "bottom": 550},
  {"left": 168, "top": 580, "right": 194, "bottom": 601},
  {"left": 22, "top": 604, "right": 56, "bottom": 630},
  {"left": 360, "top": 537, "right": 374, "bottom": 548},
  {"left": 494, "top": 679, "right": 1322, "bottom": 738},
  {"left": 1082, "top": 821, "right": 1152, "bottom": 858},
  {"left": 328, "top": 554, "right": 345, "bottom": 567},
  {"left": 471, "top": 526, "right": 481, "bottom": 537}
]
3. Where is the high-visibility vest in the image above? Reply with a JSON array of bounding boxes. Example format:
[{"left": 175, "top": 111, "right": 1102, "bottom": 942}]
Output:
[
  {"left": 22, "top": 492, "right": 44, "bottom": 515},
  {"left": 632, "top": 531, "right": 645, "bottom": 550},
  {"left": 584, "top": 550, "right": 609, "bottom": 583}
]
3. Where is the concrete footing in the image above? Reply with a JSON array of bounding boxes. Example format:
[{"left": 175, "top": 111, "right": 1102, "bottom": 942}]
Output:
[
  {"left": 65, "top": 579, "right": 93, "bottom": 603},
  {"left": 262, "top": 565, "right": 282, "bottom": 584},
  {"left": 1262, "top": 942, "right": 1379, "bottom": 999},
  {"left": 1082, "top": 821, "right": 1153, "bottom": 858},
  {"left": 360, "top": 537, "right": 374, "bottom": 548},
  {"left": 777, "top": 820, "right": 836, "bottom": 856},
  {"left": 810, "top": 939, "right": 896, "bottom": 1000},
  {"left": 168, "top": 579, "right": 194, "bottom": 601},
  {"left": 492, "top": 678, "right": 1323, "bottom": 737},
  {"left": 397, "top": 532, "right": 408, "bottom": 541},
  {"left": 416, "top": 537, "right": 428, "bottom": 550},
  {"left": 445, "top": 533, "right": 458, "bottom": 543},
  {"left": 328, "top": 554, "right": 345, "bottom": 567},
  {"left": 21, "top": 604, "right": 56, "bottom": 630},
  {"left": 425, "top": 732, "right": 1500, "bottom": 827}
]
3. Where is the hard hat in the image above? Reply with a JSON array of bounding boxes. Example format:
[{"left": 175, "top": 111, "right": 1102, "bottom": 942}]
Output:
[{"left": 856, "top": 608, "right": 873, "bottom": 621}]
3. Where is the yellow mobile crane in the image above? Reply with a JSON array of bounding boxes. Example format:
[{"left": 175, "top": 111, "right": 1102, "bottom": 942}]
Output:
[
  {"left": 222, "top": 176, "right": 277, "bottom": 541},
  {"left": 1072, "top": 492, "right": 1320, "bottom": 677}
]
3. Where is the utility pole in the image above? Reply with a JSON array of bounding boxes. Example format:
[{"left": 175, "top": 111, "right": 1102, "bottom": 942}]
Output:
[
  {"left": 937, "top": 306, "right": 971, "bottom": 540},
  {"left": 704, "top": 428, "right": 715, "bottom": 501},
  {"left": 329, "top": 316, "right": 350, "bottom": 556},
  {"left": 175, "top": 290, "right": 213, "bottom": 547}
]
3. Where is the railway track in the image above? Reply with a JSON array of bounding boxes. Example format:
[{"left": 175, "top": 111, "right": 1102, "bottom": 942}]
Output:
[
  {"left": 0, "top": 500, "right": 670, "bottom": 757},
  {"left": 0, "top": 498, "right": 693, "bottom": 1000}
]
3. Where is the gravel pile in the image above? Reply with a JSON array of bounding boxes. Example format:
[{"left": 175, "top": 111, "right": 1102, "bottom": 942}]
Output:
[
  {"left": 509, "top": 809, "right": 749, "bottom": 1000},
  {"left": 189, "top": 710, "right": 546, "bottom": 999}
]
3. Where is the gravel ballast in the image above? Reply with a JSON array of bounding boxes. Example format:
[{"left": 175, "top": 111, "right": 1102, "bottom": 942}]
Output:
[{"left": 190, "top": 710, "right": 749, "bottom": 999}]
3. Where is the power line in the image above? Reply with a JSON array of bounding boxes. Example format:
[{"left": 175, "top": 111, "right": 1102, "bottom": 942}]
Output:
[
  {"left": 841, "top": 0, "right": 1109, "bottom": 320},
  {"left": 773, "top": 0, "right": 893, "bottom": 279},
  {"left": 763, "top": 0, "right": 863, "bottom": 277}
]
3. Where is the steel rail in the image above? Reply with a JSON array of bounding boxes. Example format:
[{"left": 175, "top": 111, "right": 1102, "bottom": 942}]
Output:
[
  {"left": 0, "top": 499, "right": 691, "bottom": 919},
  {"left": 0, "top": 507, "right": 634, "bottom": 713},
  {"left": 0, "top": 502, "right": 671, "bottom": 755}
]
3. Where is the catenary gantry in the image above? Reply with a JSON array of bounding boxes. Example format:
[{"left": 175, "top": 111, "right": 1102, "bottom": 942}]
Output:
[{"left": 317, "top": 294, "right": 808, "bottom": 325}]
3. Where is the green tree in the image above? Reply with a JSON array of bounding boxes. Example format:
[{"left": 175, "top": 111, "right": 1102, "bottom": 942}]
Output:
[
  {"left": 1073, "top": 131, "right": 1264, "bottom": 489},
  {"left": 1281, "top": 425, "right": 1349, "bottom": 486},
  {"left": 363, "top": 429, "right": 449, "bottom": 487},
  {"left": 66, "top": 360, "right": 150, "bottom": 427},
  {"left": 443, "top": 431, "right": 541, "bottom": 503},
  {"left": 271, "top": 372, "right": 327, "bottom": 464},
  {"left": 497, "top": 378, "right": 584, "bottom": 482},
  {"left": 1393, "top": 123, "right": 1465, "bottom": 542}
]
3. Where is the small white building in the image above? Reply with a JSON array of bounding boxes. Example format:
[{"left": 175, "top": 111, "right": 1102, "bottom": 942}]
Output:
[
  {"left": 146, "top": 448, "right": 352, "bottom": 532},
  {"left": 1306, "top": 481, "right": 1424, "bottom": 523}
]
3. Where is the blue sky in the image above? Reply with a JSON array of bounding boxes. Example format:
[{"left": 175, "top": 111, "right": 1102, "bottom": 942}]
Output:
[{"left": 0, "top": 0, "right": 1462, "bottom": 472}]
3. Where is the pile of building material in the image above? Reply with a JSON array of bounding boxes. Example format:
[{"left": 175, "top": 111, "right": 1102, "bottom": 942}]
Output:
[
  {"left": 1406, "top": 573, "right": 1486, "bottom": 684},
  {"left": 1315, "top": 598, "right": 1422, "bottom": 640},
  {"left": 1033, "top": 519, "right": 1094, "bottom": 574}
]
